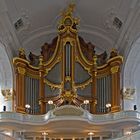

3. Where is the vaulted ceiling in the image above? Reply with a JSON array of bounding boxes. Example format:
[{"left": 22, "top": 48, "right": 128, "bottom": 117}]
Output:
[
  {"left": 1, "top": 0, "right": 140, "bottom": 55},
  {"left": 0, "top": 0, "right": 140, "bottom": 103}
]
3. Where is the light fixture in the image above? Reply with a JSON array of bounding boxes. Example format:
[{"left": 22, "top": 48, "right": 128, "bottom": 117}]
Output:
[
  {"left": 106, "top": 103, "right": 111, "bottom": 113},
  {"left": 3, "top": 131, "right": 11, "bottom": 136},
  {"left": 125, "top": 131, "right": 132, "bottom": 135},
  {"left": 48, "top": 100, "right": 53, "bottom": 105},
  {"left": 88, "top": 132, "right": 94, "bottom": 136},
  {"left": 25, "top": 104, "right": 31, "bottom": 109},
  {"left": 84, "top": 100, "right": 89, "bottom": 104},
  {"left": 106, "top": 103, "right": 111, "bottom": 108},
  {"left": 42, "top": 132, "right": 48, "bottom": 136}
]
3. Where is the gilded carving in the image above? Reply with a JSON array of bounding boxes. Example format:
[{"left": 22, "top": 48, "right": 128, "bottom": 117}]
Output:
[
  {"left": 58, "top": 3, "right": 79, "bottom": 33},
  {"left": 74, "top": 78, "right": 92, "bottom": 89},
  {"left": 60, "top": 90, "right": 77, "bottom": 102},
  {"left": 111, "top": 66, "right": 119, "bottom": 74},
  {"left": 39, "top": 55, "right": 43, "bottom": 66},
  {"left": 18, "top": 48, "right": 26, "bottom": 59},
  {"left": 44, "top": 79, "right": 62, "bottom": 89},
  {"left": 18, "top": 67, "right": 26, "bottom": 75}
]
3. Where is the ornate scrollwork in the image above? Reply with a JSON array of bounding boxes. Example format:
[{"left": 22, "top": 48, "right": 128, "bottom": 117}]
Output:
[
  {"left": 18, "top": 48, "right": 26, "bottom": 59},
  {"left": 58, "top": 3, "right": 79, "bottom": 32},
  {"left": 44, "top": 79, "right": 62, "bottom": 89},
  {"left": 17, "top": 67, "right": 26, "bottom": 75},
  {"left": 60, "top": 90, "right": 77, "bottom": 103},
  {"left": 111, "top": 66, "right": 119, "bottom": 74},
  {"left": 74, "top": 78, "right": 92, "bottom": 89}
]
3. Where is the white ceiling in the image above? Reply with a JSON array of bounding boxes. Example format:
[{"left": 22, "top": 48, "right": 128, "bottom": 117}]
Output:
[{"left": 1, "top": 0, "right": 139, "bottom": 54}]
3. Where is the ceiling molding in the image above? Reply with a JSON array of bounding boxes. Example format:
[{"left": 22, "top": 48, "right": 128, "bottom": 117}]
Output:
[{"left": 80, "top": 27, "right": 114, "bottom": 45}]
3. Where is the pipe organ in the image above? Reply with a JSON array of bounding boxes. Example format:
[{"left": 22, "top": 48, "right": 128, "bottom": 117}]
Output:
[{"left": 13, "top": 4, "right": 123, "bottom": 114}]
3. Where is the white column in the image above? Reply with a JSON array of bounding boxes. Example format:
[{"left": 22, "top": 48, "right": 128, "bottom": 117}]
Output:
[
  {"left": 89, "top": 135, "right": 92, "bottom": 140},
  {"left": 84, "top": 137, "right": 87, "bottom": 140},
  {"left": 43, "top": 135, "right": 46, "bottom": 140},
  {"left": 111, "top": 131, "right": 114, "bottom": 138},
  {"left": 33, "top": 136, "right": 36, "bottom": 140},
  {"left": 99, "top": 136, "right": 103, "bottom": 140}
]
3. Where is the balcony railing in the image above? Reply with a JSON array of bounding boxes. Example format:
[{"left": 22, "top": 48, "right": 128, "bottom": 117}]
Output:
[
  {"left": 0, "top": 133, "right": 15, "bottom": 140},
  {"left": 0, "top": 106, "right": 140, "bottom": 124},
  {"left": 111, "top": 130, "right": 140, "bottom": 140}
]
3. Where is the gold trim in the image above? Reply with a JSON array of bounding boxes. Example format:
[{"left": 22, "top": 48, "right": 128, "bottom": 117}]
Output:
[
  {"left": 58, "top": 3, "right": 79, "bottom": 34},
  {"left": 17, "top": 67, "right": 26, "bottom": 75},
  {"left": 44, "top": 36, "right": 61, "bottom": 67},
  {"left": 74, "top": 78, "right": 92, "bottom": 89},
  {"left": 39, "top": 55, "right": 43, "bottom": 66},
  {"left": 107, "top": 56, "right": 123, "bottom": 63},
  {"left": 76, "top": 36, "right": 93, "bottom": 66},
  {"left": 97, "top": 63, "right": 108, "bottom": 69},
  {"left": 45, "top": 58, "right": 61, "bottom": 75},
  {"left": 111, "top": 66, "right": 119, "bottom": 74},
  {"left": 44, "top": 79, "right": 62, "bottom": 89},
  {"left": 26, "top": 72, "right": 39, "bottom": 79},
  {"left": 13, "top": 57, "right": 39, "bottom": 70}
]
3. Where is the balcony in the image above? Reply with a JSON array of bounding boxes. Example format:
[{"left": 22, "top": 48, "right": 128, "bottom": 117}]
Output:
[{"left": 0, "top": 105, "right": 140, "bottom": 139}]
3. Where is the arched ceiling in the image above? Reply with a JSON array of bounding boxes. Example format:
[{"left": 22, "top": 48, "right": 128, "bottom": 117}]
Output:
[
  {"left": 1, "top": 0, "right": 140, "bottom": 55},
  {"left": 0, "top": 42, "right": 13, "bottom": 89}
]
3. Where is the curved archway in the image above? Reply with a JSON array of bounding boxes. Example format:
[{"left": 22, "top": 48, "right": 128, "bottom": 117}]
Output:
[
  {"left": 123, "top": 36, "right": 140, "bottom": 111},
  {"left": 0, "top": 42, "right": 13, "bottom": 111}
]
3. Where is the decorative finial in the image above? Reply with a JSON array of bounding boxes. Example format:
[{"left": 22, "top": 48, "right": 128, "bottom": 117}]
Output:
[
  {"left": 39, "top": 55, "right": 43, "bottom": 66},
  {"left": 58, "top": 3, "right": 79, "bottom": 32},
  {"left": 18, "top": 48, "right": 26, "bottom": 59},
  {"left": 92, "top": 55, "right": 97, "bottom": 76},
  {"left": 93, "top": 55, "right": 97, "bottom": 65},
  {"left": 61, "top": 3, "right": 75, "bottom": 17}
]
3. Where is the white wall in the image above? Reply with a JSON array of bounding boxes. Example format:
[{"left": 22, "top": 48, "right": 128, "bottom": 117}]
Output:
[
  {"left": 0, "top": 86, "right": 12, "bottom": 112},
  {"left": 0, "top": 42, "right": 13, "bottom": 112}
]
